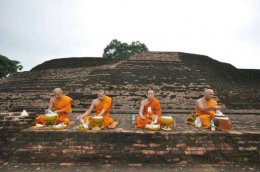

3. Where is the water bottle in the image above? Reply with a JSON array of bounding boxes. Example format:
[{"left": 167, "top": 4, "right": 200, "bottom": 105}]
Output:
[
  {"left": 132, "top": 115, "right": 136, "bottom": 124},
  {"left": 210, "top": 119, "right": 216, "bottom": 131},
  {"left": 85, "top": 118, "right": 89, "bottom": 128}
]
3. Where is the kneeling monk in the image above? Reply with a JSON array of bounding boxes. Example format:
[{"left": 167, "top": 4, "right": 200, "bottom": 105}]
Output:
[
  {"left": 35, "top": 88, "right": 73, "bottom": 125},
  {"left": 195, "top": 89, "right": 221, "bottom": 129},
  {"left": 77, "top": 89, "right": 118, "bottom": 129},
  {"left": 136, "top": 89, "right": 162, "bottom": 128}
]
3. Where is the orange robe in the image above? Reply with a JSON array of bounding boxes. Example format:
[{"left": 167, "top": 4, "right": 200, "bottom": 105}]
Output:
[
  {"left": 195, "top": 99, "right": 217, "bottom": 128},
  {"left": 35, "top": 95, "right": 73, "bottom": 125},
  {"left": 84, "top": 96, "right": 114, "bottom": 128},
  {"left": 135, "top": 98, "right": 162, "bottom": 128}
]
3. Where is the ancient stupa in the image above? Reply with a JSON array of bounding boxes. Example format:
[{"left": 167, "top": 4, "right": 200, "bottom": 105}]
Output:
[{"left": 0, "top": 52, "right": 259, "bottom": 164}]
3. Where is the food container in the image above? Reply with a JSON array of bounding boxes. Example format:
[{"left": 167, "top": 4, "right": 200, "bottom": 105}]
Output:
[
  {"left": 43, "top": 113, "right": 58, "bottom": 123},
  {"left": 76, "top": 124, "right": 89, "bottom": 131},
  {"left": 92, "top": 116, "right": 104, "bottom": 125},
  {"left": 52, "top": 123, "right": 66, "bottom": 130},
  {"left": 161, "top": 116, "right": 174, "bottom": 125},
  {"left": 145, "top": 124, "right": 160, "bottom": 131}
]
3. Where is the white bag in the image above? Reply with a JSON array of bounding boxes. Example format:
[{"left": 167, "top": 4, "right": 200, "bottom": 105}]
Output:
[
  {"left": 21, "top": 110, "right": 29, "bottom": 117},
  {"left": 195, "top": 117, "right": 201, "bottom": 128}
]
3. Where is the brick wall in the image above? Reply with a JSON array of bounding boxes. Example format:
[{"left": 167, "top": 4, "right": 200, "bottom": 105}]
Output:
[
  {"left": 0, "top": 112, "right": 36, "bottom": 162},
  {"left": 10, "top": 130, "right": 260, "bottom": 164}
]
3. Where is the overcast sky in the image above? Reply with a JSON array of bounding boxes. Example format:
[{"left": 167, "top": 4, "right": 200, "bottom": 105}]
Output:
[{"left": 0, "top": 0, "right": 259, "bottom": 71}]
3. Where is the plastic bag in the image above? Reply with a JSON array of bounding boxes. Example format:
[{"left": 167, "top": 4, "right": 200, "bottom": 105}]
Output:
[
  {"left": 21, "top": 110, "right": 29, "bottom": 117},
  {"left": 195, "top": 117, "right": 201, "bottom": 128}
]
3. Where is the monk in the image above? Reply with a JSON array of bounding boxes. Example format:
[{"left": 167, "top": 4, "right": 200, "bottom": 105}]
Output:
[
  {"left": 77, "top": 90, "right": 118, "bottom": 130},
  {"left": 195, "top": 89, "right": 221, "bottom": 129},
  {"left": 35, "top": 88, "right": 73, "bottom": 126},
  {"left": 136, "top": 89, "right": 162, "bottom": 128}
]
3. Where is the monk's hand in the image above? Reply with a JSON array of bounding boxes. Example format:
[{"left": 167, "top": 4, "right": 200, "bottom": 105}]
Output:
[
  {"left": 77, "top": 114, "right": 84, "bottom": 120},
  {"left": 50, "top": 97, "right": 56, "bottom": 103},
  {"left": 213, "top": 106, "right": 221, "bottom": 110}
]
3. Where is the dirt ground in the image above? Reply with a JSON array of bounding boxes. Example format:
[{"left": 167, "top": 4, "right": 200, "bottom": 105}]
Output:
[{"left": 0, "top": 162, "right": 259, "bottom": 172}]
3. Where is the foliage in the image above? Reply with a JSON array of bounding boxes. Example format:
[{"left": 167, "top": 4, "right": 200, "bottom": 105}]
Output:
[
  {"left": 103, "top": 39, "right": 148, "bottom": 59},
  {"left": 0, "top": 54, "right": 23, "bottom": 79}
]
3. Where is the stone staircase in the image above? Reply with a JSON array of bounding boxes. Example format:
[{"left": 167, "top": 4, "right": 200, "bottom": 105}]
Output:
[
  {"left": 0, "top": 52, "right": 219, "bottom": 114},
  {"left": 1, "top": 52, "right": 260, "bottom": 164},
  {"left": 1, "top": 51, "right": 259, "bottom": 114}
]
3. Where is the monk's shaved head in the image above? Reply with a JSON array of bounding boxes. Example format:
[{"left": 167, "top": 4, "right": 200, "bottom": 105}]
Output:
[
  {"left": 53, "top": 88, "right": 63, "bottom": 99},
  {"left": 204, "top": 89, "right": 214, "bottom": 100},
  {"left": 53, "top": 88, "right": 63, "bottom": 94},
  {"left": 98, "top": 89, "right": 106, "bottom": 95},
  {"left": 97, "top": 89, "right": 106, "bottom": 100},
  {"left": 204, "top": 89, "right": 214, "bottom": 94},
  {"left": 147, "top": 89, "right": 155, "bottom": 100},
  {"left": 147, "top": 89, "right": 154, "bottom": 94}
]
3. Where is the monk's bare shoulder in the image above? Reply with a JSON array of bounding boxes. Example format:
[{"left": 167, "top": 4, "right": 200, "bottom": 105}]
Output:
[
  {"left": 141, "top": 99, "right": 149, "bottom": 106},
  {"left": 92, "top": 99, "right": 99, "bottom": 105},
  {"left": 196, "top": 98, "right": 203, "bottom": 104}
]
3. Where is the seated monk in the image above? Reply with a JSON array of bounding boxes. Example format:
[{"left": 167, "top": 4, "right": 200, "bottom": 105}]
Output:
[
  {"left": 77, "top": 89, "right": 118, "bottom": 130},
  {"left": 195, "top": 89, "right": 221, "bottom": 129},
  {"left": 136, "top": 89, "right": 162, "bottom": 128},
  {"left": 35, "top": 88, "right": 73, "bottom": 126}
]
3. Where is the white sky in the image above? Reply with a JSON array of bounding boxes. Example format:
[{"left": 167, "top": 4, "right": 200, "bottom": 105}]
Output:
[{"left": 0, "top": 0, "right": 259, "bottom": 71}]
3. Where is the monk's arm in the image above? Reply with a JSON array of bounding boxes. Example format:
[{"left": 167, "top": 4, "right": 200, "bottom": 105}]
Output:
[
  {"left": 97, "top": 109, "right": 106, "bottom": 116},
  {"left": 46, "top": 97, "right": 56, "bottom": 112},
  {"left": 154, "top": 103, "right": 162, "bottom": 117},
  {"left": 196, "top": 100, "right": 219, "bottom": 112},
  {"left": 77, "top": 101, "right": 95, "bottom": 119},
  {"left": 138, "top": 101, "right": 146, "bottom": 119}
]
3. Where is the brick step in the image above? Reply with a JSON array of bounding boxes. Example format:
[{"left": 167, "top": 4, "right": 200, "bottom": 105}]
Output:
[
  {"left": 1, "top": 78, "right": 74, "bottom": 84},
  {"left": 0, "top": 84, "right": 208, "bottom": 91},
  {"left": 10, "top": 121, "right": 260, "bottom": 164},
  {"left": 71, "top": 108, "right": 194, "bottom": 114}
]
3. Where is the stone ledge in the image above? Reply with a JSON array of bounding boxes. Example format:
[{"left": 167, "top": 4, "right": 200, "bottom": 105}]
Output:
[{"left": 9, "top": 128, "right": 260, "bottom": 164}]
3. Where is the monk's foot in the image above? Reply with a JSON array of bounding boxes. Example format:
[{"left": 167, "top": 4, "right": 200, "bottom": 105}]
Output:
[
  {"left": 33, "top": 124, "right": 45, "bottom": 129},
  {"left": 108, "top": 121, "right": 118, "bottom": 129}
]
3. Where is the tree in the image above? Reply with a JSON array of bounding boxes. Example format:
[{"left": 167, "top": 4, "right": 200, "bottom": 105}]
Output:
[
  {"left": 103, "top": 39, "right": 148, "bottom": 59},
  {"left": 0, "top": 54, "right": 23, "bottom": 79}
]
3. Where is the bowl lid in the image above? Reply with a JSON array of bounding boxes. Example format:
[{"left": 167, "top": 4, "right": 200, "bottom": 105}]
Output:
[
  {"left": 145, "top": 124, "right": 160, "bottom": 128},
  {"left": 93, "top": 116, "right": 103, "bottom": 119},
  {"left": 161, "top": 116, "right": 173, "bottom": 119},
  {"left": 45, "top": 113, "right": 57, "bottom": 116}
]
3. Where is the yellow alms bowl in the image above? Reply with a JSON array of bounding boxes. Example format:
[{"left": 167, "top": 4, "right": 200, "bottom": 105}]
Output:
[
  {"left": 92, "top": 116, "right": 104, "bottom": 124},
  {"left": 44, "top": 113, "right": 58, "bottom": 122},
  {"left": 161, "top": 116, "right": 174, "bottom": 125},
  {"left": 145, "top": 124, "right": 160, "bottom": 131},
  {"left": 77, "top": 124, "right": 89, "bottom": 131},
  {"left": 52, "top": 125, "right": 65, "bottom": 130}
]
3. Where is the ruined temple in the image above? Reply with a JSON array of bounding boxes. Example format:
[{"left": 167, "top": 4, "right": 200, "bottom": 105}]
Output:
[
  {"left": 0, "top": 52, "right": 259, "bottom": 164},
  {"left": 1, "top": 51, "right": 260, "bottom": 113}
]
